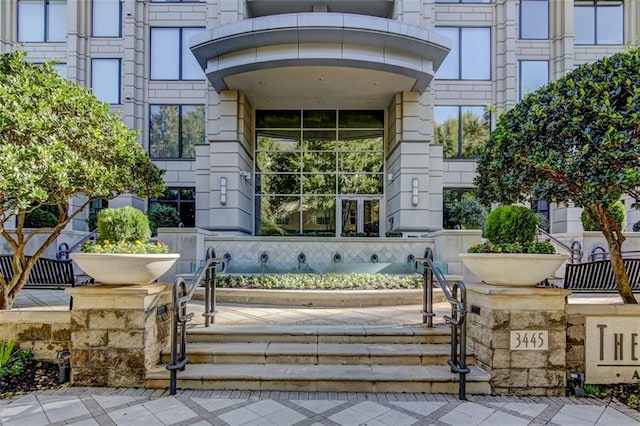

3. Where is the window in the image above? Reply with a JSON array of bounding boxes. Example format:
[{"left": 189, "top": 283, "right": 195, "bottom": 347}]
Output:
[
  {"left": 18, "top": 0, "right": 67, "bottom": 42},
  {"left": 91, "top": 59, "right": 121, "bottom": 104},
  {"left": 150, "top": 0, "right": 205, "bottom": 2},
  {"left": 92, "top": 0, "right": 121, "bottom": 37},
  {"left": 434, "top": 106, "right": 490, "bottom": 158},
  {"left": 520, "top": 0, "right": 548, "bottom": 39},
  {"left": 149, "top": 187, "right": 195, "bottom": 228},
  {"left": 443, "top": 189, "right": 475, "bottom": 229},
  {"left": 52, "top": 63, "right": 67, "bottom": 79},
  {"left": 574, "top": 0, "right": 623, "bottom": 45},
  {"left": 150, "top": 27, "right": 204, "bottom": 80},
  {"left": 149, "top": 105, "right": 205, "bottom": 159},
  {"left": 435, "top": 0, "right": 490, "bottom": 3},
  {"left": 435, "top": 27, "right": 491, "bottom": 80},
  {"left": 519, "top": 60, "right": 548, "bottom": 100}
]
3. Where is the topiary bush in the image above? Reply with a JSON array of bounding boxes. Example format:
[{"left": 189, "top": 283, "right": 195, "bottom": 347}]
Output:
[
  {"left": 581, "top": 200, "right": 626, "bottom": 232},
  {"left": 484, "top": 205, "right": 538, "bottom": 245},
  {"left": 24, "top": 207, "right": 58, "bottom": 228},
  {"left": 147, "top": 204, "right": 181, "bottom": 236},
  {"left": 96, "top": 206, "right": 151, "bottom": 243},
  {"left": 448, "top": 199, "right": 487, "bottom": 229}
]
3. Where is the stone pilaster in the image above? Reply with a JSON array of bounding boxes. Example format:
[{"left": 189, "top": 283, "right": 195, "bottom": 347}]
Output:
[
  {"left": 66, "top": 284, "right": 172, "bottom": 388},
  {"left": 466, "top": 283, "right": 571, "bottom": 396}
]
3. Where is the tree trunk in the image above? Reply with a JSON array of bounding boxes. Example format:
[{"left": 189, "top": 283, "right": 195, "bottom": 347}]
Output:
[
  {"left": 0, "top": 285, "right": 9, "bottom": 310},
  {"left": 600, "top": 222, "right": 637, "bottom": 303}
]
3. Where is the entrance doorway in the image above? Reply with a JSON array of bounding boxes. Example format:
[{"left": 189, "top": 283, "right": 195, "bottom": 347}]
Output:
[{"left": 338, "top": 197, "right": 380, "bottom": 237}]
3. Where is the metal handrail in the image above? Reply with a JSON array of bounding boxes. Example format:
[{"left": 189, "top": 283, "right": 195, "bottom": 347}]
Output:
[
  {"left": 415, "top": 247, "right": 469, "bottom": 400},
  {"left": 536, "top": 227, "right": 583, "bottom": 264},
  {"left": 588, "top": 245, "right": 640, "bottom": 261},
  {"left": 167, "top": 247, "right": 226, "bottom": 395},
  {"left": 56, "top": 230, "right": 98, "bottom": 261}
]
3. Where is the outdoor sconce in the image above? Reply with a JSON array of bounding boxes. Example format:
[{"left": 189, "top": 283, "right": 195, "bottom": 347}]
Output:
[
  {"left": 412, "top": 178, "right": 419, "bottom": 206},
  {"left": 387, "top": 173, "right": 394, "bottom": 182},
  {"left": 240, "top": 170, "right": 252, "bottom": 182},
  {"left": 220, "top": 177, "right": 227, "bottom": 205}
]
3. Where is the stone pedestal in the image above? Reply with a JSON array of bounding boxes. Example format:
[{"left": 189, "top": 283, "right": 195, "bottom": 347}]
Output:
[
  {"left": 66, "top": 284, "right": 172, "bottom": 387},
  {"left": 466, "top": 283, "right": 571, "bottom": 396}
]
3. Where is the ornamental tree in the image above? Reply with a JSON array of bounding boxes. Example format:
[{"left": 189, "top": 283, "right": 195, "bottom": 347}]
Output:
[
  {"left": 0, "top": 51, "right": 164, "bottom": 309},
  {"left": 475, "top": 48, "right": 640, "bottom": 303}
]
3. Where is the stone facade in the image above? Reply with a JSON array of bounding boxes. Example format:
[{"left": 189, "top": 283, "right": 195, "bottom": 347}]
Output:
[
  {"left": 0, "top": 311, "right": 70, "bottom": 362},
  {"left": 66, "top": 284, "right": 172, "bottom": 388},
  {"left": 466, "top": 283, "right": 571, "bottom": 396}
]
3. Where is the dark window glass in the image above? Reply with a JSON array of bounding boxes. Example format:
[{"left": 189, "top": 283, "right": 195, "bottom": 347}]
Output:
[
  {"left": 520, "top": 0, "right": 548, "bottom": 39},
  {"left": 519, "top": 60, "right": 548, "bottom": 100},
  {"left": 574, "top": 1, "right": 623, "bottom": 45},
  {"left": 150, "top": 27, "right": 204, "bottom": 80},
  {"left": 256, "top": 110, "right": 301, "bottom": 128},
  {"left": 149, "top": 186, "right": 195, "bottom": 227},
  {"left": 435, "top": 106, "right": 490, "bottom": 158},
  {"left": 435, "top": 27, "right": 490, "bottom": 80},
  {"left": 149, "top": 105, "right": 204, "bottom": 159},
  {"left": 338, "top": 110, "right": 384, "bottom": 128},
  {"left": 303, "top": 110, "right": 336, "bottom": 128},
  {"left": 443, "top": 189, "right": 475, "bottom": 229}
]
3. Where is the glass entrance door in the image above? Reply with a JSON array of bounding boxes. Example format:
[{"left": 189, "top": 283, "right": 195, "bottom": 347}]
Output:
[{"left": 338, "top": 197, "right": 380, "bottom": 237}]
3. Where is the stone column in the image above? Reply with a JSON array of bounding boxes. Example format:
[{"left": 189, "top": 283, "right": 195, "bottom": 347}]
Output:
[
  {"left": 466, "top": 283, "right": 571, "bottom": 396},
  {"left": 66, "top": 284, "right": 173, "bottom": 387}
]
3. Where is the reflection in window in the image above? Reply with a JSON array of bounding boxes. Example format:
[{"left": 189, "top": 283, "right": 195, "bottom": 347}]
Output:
[
  {"left": 150, "top": 27, "right": 204, "bottom": 80},
  {"left": 149, "top": 105, "right": 204, "bottom": 159},
  {"left": 435, "top": 27, "right": 490, "bottom": 80},
  {"left": 574, "top": 0, "right": 623, "bottom": 45},
  {"left": 18, "top": 0, "right": 67, "bottom": 42},
  {"left": 443, "top": 189, "right": 475, "bottom": 229},
  {"left": 520, "top": 0, "right": 548, "bottom": 39},
  {"left": 92, "top": 0, "right": 121, "bottom": 37},
  {"left": 435, "top": 106, "right": 490, "bottom": 158},
  {"left": 255, "top": 110, "right": 384, "bottom": 236},
  {"left": 91, "top": 58, "right": 121, "bottom": 104},
  {"left": 149, "top": 187, "right": 195, "bottom": 228},
  {"left": 519, "top": 60, "right": 548, "bottom": 100}
]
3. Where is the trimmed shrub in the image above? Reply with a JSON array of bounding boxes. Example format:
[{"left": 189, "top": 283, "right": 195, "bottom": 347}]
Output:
[
  {"left": 633, "top": 220, "right": 640, "bottom": 232},
  {"left": 24, "top": 207, "right": 58, "bottom": 228},
  {"left": 147, "top": 204, "right": 181, "bottom": 236},
  {"left": 448, "top": 199, "right": 487, "bottom": 229},
  {"left": 581, "top": 200, "right": 626, "bottom": 232},
  {"left": 484, "top": 205, "right": 538, "bottom": 245},
  {"left": 96, "top": 206, "right": 151, "bottom": 243}
]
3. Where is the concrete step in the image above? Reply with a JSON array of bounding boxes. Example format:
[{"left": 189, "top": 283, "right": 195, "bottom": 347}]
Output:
[
  {"left": 186, "top": 324, "right": 452, "bottom": 344},
  {"left": 146, "top": 363, "right": 490, "bottom": 394},
  {"left": 160, "top": 342, "right": 476, "bottom": 366}
]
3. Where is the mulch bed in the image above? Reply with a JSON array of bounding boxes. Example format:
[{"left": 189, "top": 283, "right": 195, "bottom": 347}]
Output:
[
  {"left": 0, "top": 359, "right": 68, "bottom": 399},
  {"left": 586, "top": 384, "right": 640, "bottom": 410}
]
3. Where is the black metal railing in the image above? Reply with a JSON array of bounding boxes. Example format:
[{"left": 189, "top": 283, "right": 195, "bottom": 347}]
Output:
[
  {"left": 166, "top": 247, "right": 225, "bottom": 395},
  {"left": 536, "top": 227, "right": 583, "bottom": 264},
  {"left": 415, "top": 247, "right": 469, "bottom": 400},
  {"left": 588, "top": 245, "right": 640, "bottom": 261},
  {"left": 56, "top": 230, "right": 98, "bottom": 261}
]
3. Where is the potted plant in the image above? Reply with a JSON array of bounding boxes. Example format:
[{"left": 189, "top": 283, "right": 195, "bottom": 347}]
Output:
[
  {"left": 71, "top": 206, "right": 179, "bottom": 285},
  {"left": 458, "top": 205, "right": 568, "bottom": 286}
]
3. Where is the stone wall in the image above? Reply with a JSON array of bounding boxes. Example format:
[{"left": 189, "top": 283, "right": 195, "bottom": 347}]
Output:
[{"left": 0, "top": 311, "right": 71, "bottom": 361}]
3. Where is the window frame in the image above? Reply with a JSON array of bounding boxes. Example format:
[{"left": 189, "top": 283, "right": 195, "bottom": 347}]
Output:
[
  {"left": 18, "top": 0, "right": 67, "bottom": 43},
  {"left": 91, "top": 58, "right": 122, "bottom": 104},
  {"left": 149, "top": 104, "right": 204, "bottom": 160},
  {"left": 149, "top": 27, "right": 205, "bottom": 81},
  {"left": 519, "top": 0, "right": 549, "bottom": 40},
  {"left": 443, "top": 188, "right": 476, "bottom": 229},
  {"left": 91, "top": 0, "right": 122, "bottom": 38},
  {"left": 434, "top": 105, "right": 491, "bottom": 159},
  {"left": 434, "top": 27, "right": 492, "bottom": 81},
  {"left": 518, "top": 59, "right": 549, "bottom": 100},
  {"left": 574, "top": 0, "right": 624, "bottom": 45},
  {"left": 148, "top": 187, "right": 196, "bottom": 228}
]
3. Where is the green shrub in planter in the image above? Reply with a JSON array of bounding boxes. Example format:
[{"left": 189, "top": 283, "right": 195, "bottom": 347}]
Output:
[
  {"left": 147, "top": 204, "right": 181, "bottom": 236},
  {"left": 484, "top": 205, "right": 538, "bottom": 245},
  {"left": 581, "top": 200, "right": 626, "bottom": 232},
  {"left": 96, "top": 206, "right": 151, "bottom": 243}
]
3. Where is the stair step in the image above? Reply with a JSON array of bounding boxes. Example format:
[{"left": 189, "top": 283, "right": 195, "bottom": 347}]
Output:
[
  {"left": 187, "top": 324, "right": 451, "bottom": 344},
  {"left": 160, "top": 342, "right": 475, "bottom": 366},
  {"left": 146, "top": 363, "right": 490, "bottom": 394}
]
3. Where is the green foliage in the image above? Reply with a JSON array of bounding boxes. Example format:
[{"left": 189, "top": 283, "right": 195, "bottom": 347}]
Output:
[
  {"left": 218, "top": 274, "right": 422, "bottom": 290},
  {"left": 24, "top": 207, "right": 58, "bottom": 228},
  {"left": 633, "top": 220, "right": 640, "bottom": 232},
  {"left": 260, "top": 219, "right": 286, "bottom": 236},
  {"left": 447, "top": 199, "right": 487, "bottom": 229},
  {"left": 0, "top": 340, "right": 32, "bottom": 378},
  {"left": 95, "top": 207, "right": 151, "bottom": 244},
  {"left": 536, "top": 213, "right": 550, "bottom": 233},
  {"left": 484, "top": 205, "right": 538, "bottom": 245},
  {"left": 581, "top": 200, "right": 626, "bottom": 231},
  {"left": 81, "top": 240, "right": 169, "bottom": 254},
  {"left": 467, "top": 241, "right": 555, "bottom": 254},
  {"left": 147, "top": 204, "right": 181, "bottom": 236},
  {"left": 583, "top": 384, "right": 601, "bottom": 396}
]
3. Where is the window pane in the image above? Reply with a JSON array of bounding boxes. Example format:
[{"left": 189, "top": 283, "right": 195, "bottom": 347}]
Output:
[
  {"left": 91, "top": 59, "right": 120, "bottom": 104},
  {"left": 461, "top": 107, "right": 489, "bottom": 157},
  {"left": 257, "top": 151, "right": 300, "bottom": 173},
  {"left": 181, "top": 28, "right": 204, "bottom": 79},
  {"left": 258, "top": 196, "right": 300, "bottom": 235},
  {"left": 257, "top": 131, "right": 300, "bottom": 150},
  {"left": 258, "top": 174, "right": 300, "bottom": 195},
  {"left": 520, "top": 0, "right": 548, "bottom": 39},
  {"left": 461, "top": 28, "right": 490, "bottom": 79},
  {"left": 18, "top": 0, "right": 45, "bottom": 42},
  {"left": 338, "top": 132, "right": 383, "bottom": 150},
  {"left": 47, "top": 0, "right": 67, "bottom": 42},
  {"left": 302, "top": 196, "right": 335, "bottom": 236},
  {"left": 303, "top": 110, "right": 336, "bottom": 128},
  {"left": 597, "top": 5, "right": 623, "bottom": 44},
  {"left": 519, "top": 60, "right": 548, "bottom": 99},
  {"left": 461, "top": 0, "right": 491, "bottom": 2},
  {"left": 434, "top": 106, "right": 460, "bottom": 158},
  {"left": 150, "top": 105, "right": 179, "bottom": 158},
  {"left": 435, "top": 27, "right": 459, "bottom": 79},
  {"left": 574, "top": 6, "right": 595, "bottom": 44},
  {"left": 303, "top": 130, "right": 335, "bottom": 150},
  {"left": 52, "top": 63, "right": 67, "bottom": 79},
  {"left": 338, "top": 110, "right": 384, "bottom": 128},
  {"left": 303, "top": 151, "right": 336, "bottom": 173},
  {"left": 181, "top": 105, "right": 204, "bottom": 158},
  {"left": 302, "top": 174, "right": 335, "bottom": 194},
  {"left": 339, "top": 152, "right": 383, "bottom": 173},
  {"left": 339, "top": 175, "right": 383, "bottom": 195},
  {"left": 256, "top": 110, "right": 301, "bottom": 128},
  {"left": 151, "top": 28, "right": 180, "bottom": 79},
  {"left": 92, "top": 0, "right": 121, "bottom": 37}
]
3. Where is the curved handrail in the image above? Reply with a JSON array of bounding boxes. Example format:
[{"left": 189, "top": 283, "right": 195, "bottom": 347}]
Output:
[
  {"left": 415, "top": 247, "right": 469, "bottom": 400},
  {"left": 56, "top": 230, "right": 98, "bottom": 261},
  {"left": 588, "top": 245, "right": 640, "bottom": 261},
  {"left": 536, "top": 227, "right": 583, "bottom": 264}
]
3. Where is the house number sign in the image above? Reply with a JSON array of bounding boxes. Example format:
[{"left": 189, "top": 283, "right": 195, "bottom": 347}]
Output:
[{"left": 510, "top": 330, "right": 548, "bottom": 350}]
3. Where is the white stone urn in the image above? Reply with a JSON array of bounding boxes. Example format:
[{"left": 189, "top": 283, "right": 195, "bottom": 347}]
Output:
[
  {"left": 458, "top": 253, "right": 569, "bottom": 286},
  {"left": 70, "top": 253, "right": 180, "bottom": 285}
]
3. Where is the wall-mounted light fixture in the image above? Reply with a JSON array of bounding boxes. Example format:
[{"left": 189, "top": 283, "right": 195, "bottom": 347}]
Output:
[
  {"left": 220, "top": 176, "right": 227, "bottom": 205},
  {"left": 411, "top": 178, "right": 419, "bottom": 206},
  {"left": 387, "top": 173, "right": 394, "bottom": 182},
  {"left": 240, "top": 170, "right": 252, "bottom": 182}
]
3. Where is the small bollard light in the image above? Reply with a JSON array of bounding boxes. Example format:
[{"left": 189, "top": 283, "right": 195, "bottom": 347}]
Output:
[{"left": 57, "top": 349, "right": 71, "bottom": 384}]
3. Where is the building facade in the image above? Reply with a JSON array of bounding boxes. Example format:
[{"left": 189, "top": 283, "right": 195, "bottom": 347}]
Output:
[{"left": 1, "top": 0, "right": 639, "bottom": 236}]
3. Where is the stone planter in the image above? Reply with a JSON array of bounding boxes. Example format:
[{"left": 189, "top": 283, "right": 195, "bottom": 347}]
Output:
[
  {"left": 459, "top": 252, "right": 569, "bottom": 286},
  {"left": 70, "top": 253, "right": 180, "bottom": 284}
]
